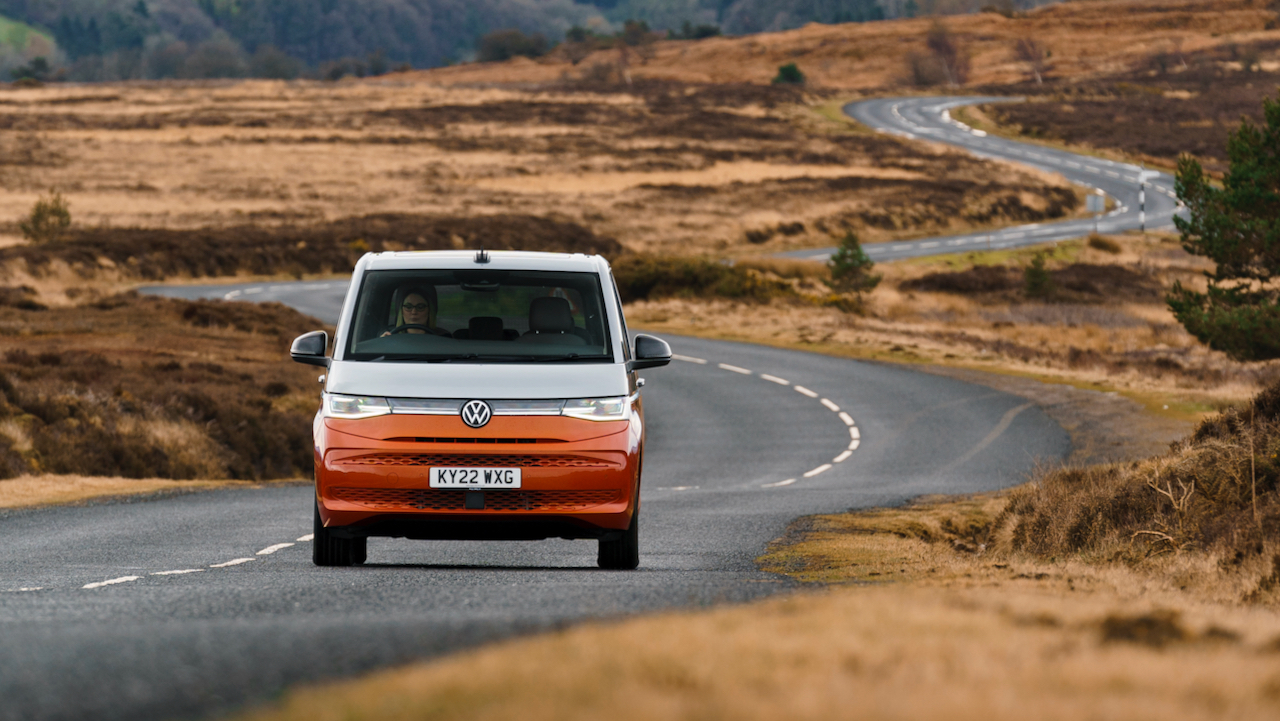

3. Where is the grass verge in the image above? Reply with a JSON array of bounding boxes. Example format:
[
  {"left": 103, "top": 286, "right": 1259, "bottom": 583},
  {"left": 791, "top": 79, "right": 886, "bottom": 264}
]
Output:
[
  {"left": 233, "top": 383, "right": 1280, "bottom": 721},
  {"left": 0, "top": 474, "right": 245, "bottom": 509}
]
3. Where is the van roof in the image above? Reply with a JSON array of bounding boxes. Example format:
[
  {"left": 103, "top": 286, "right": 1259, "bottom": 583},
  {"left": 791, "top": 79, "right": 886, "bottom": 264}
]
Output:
[{"left": 360, "top": 250, "right": 607, "bottom": 273}]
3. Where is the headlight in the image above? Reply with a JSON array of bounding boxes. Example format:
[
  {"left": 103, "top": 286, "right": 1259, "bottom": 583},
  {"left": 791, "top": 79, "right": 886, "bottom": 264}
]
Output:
[
  {"left": 561, "top": 396, "right": 630, "bottom": 422},
  {"left": 325, "top": 394, "right": 391, "bottom": 419}
]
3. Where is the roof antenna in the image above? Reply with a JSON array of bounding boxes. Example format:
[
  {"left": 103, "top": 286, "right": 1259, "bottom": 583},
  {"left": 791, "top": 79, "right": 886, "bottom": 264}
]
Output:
[{"left": 474, "top": 245, "right": 490, "bottom": 264}]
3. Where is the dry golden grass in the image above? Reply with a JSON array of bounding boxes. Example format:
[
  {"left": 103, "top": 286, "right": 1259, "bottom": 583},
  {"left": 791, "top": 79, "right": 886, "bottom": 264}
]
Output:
[
  {"left": 236, "top": 489, "right": 1280, "bottom": 721},
  {"left": 0, "top": 74, "right": 1082, "bottom": 276},
  {"left": 406, "top": 0, "right": 1274, "bottom": 90},
  {"left": 0, "top": 473, "right": 231, "bottom": 509},
  {"left": 629, "top": 232, "right": 1280, "bottom": 424}
]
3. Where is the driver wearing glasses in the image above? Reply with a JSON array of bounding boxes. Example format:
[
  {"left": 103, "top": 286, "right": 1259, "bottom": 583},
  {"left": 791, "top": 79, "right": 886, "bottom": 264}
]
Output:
[{"left": 380, "top": 286, "right": 449, "bottom": 337}]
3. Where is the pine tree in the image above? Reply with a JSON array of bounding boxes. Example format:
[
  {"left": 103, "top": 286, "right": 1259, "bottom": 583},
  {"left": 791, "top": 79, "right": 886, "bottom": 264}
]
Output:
[
  {"left": 826, "top": 231, "right": 880, "bottom": 311},
  {"left": 1168, "top": 95, "right": 1280, "bottom": 361}
]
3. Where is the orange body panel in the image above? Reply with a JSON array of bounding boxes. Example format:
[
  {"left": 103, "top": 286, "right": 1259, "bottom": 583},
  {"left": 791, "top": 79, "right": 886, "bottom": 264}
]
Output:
[{"left": 313, "top": 403, "right": 644, "bottom": 538}]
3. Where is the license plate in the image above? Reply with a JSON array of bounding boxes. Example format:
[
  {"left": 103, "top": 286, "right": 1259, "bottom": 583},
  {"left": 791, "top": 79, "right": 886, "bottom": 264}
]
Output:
[{"left": 429, "top": 467, "right": 522, "bottom": 489}]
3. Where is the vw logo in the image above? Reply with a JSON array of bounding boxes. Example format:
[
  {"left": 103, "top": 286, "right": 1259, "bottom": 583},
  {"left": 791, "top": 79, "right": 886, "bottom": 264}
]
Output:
[{"left": 460, "top": 400, "right": 492, "bottom": 428}]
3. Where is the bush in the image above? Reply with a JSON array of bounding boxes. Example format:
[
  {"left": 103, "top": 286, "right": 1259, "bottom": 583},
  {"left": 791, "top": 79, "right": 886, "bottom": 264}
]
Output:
[
  {"left": 19, "top": 190, "right": 71, "bottom": 244},
  {"left": 993, "top": 379, "right": 1280, "bottom": 572},
  {"left": 611, "top": 254, "right": 793, "bottom": 303},
  {"left": 477, "top": 29, "right": 549, "bottom": 63},
  {"left": 182, "top": 33, "right": 248, "bottom": 79},
  {"left": 772, "top": 62, "right": 805, "bottom": 85},
  {"left": 10, "top": 56, "right": 52, "bottom": 82},
  {"left": 906, "top": 51, "right": 948, "bottom": 87},
  {"left": 671, "top": 22, "right": 721, "bottom": 40},
  {"left": 1087, "top": 234, "right": 1122, "bottom": 254},
  {"left": 251, "top": 45, "right": 303, "bottom": 80}
]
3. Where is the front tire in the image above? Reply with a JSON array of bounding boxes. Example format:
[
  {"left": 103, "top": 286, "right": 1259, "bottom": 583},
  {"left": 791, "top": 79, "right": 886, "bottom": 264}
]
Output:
[
  {"left": 598, "top": 508, "right": 639, "bottom": 570},
  {"left": 313, "top": 500, "right": 366, "bottom": 567}
]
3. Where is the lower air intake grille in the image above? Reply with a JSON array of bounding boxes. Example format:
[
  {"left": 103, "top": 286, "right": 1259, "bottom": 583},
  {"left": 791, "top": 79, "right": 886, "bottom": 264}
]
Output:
[
  {"left": 331, "top": 488, "right": 620, "bottom": 511},
  {"left": 336, "top": 454, "right": 611, "bottom": 468}
]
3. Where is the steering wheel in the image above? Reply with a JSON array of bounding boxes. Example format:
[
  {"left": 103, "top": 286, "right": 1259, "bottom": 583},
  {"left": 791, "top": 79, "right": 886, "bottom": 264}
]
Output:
[{"left": 389, "top": 324, "right": 450, "bottom": 336}]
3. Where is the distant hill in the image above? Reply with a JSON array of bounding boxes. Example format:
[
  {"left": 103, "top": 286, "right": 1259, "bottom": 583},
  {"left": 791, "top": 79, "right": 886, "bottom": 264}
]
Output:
[
  {"left": 0, "top": 0, "right": 1061, "bottom": 81},
  {"left": 0, "top": 0, "right": 602, "bottom": 79}
]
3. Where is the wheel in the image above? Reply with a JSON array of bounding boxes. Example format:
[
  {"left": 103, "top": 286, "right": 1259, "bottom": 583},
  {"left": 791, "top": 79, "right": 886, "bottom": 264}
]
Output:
[
  {"left": 598, "top": 507, "right": 639, "bottom": 570},
  {"left": 313, "top": 500, "right": 365, "bottom": 566}
]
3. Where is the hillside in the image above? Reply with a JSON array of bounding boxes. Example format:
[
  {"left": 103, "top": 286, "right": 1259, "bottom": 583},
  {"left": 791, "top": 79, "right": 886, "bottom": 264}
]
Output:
[
  {"left": 414, "top": 0, "right": 1278, "bottom": 89},
  {"left": 0, "top": 0, "right": 1049, "bottom": 82},
  {"left": 0, "top": 0, "right": 603, "bottom": 79}
]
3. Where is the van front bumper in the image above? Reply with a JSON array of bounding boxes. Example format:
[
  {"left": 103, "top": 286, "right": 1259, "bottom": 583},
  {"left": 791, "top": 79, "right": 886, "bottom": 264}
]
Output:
[{"left": 314, "top": 414, "right": 642, "bottom": 540}]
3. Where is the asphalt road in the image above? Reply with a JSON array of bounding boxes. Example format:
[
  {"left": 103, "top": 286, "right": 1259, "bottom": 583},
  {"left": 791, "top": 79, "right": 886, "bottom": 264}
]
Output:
[
  {"left": 779, "top": 96, "right": 1184, "bottom": 263},
  {"left": 3, "top": 279, "right": 1071, "bottom": 721}
]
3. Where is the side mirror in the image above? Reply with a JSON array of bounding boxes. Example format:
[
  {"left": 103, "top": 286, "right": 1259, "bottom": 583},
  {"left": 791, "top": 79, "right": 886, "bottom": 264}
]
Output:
[
  {"left": 631, "top": 334, "right": 671, "bottom": 371},
  {"left": 291, "top": 331, "right": 330, "bottom": 368}
]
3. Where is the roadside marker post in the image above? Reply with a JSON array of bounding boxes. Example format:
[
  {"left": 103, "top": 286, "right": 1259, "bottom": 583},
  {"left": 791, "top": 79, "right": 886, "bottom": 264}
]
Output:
[
  {"left": 1138, "top": 170, "right": 1161, "bottom": 234},
  {"left": 1086, "top": 190, "right": 1106, "bottom": 234}
]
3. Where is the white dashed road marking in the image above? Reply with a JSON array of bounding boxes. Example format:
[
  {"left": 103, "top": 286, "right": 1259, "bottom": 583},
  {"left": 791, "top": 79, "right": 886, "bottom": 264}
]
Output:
[
  {"left": 256, "top": 543, "right": 294, "bottom": 556},
  {"left": 683, "top": 355, "right": 863, "bottom": 489},
  {"left": 83, "top": 576, "right": 140, "bottom": 590},
  {"left": 296, "top": 534, "right": 314, "bottom": 542},
  {"left": 151, "top": 569, "right": 204, "bottom": 576},
  {"left": 210, "top": 558, "right": 255, "bottom": 568}
]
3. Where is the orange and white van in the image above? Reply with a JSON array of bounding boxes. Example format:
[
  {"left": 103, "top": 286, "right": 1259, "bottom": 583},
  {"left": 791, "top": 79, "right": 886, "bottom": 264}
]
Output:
[{"left": 290, "top": 250, "right": 671, "bottom": 569}]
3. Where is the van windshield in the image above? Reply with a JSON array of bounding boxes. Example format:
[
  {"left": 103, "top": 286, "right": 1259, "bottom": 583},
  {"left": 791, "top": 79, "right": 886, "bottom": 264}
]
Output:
[{"left": 342, "top": 269, "right": 614, "bottom": 363}]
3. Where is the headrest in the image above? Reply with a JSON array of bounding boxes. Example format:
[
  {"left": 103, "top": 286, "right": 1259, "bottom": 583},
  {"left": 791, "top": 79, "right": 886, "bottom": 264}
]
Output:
[
  {"left": 469, "top": 316, "right": 504, "bottom": 341},
  {"left": 529, "top": 297, "right": 574, "bottom": 333}
]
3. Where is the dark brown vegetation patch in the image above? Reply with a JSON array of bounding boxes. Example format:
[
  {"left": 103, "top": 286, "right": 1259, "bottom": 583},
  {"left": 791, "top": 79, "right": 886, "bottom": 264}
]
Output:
[
  {"left": 983, "top": 63, "right": 1280, "bottom": 173},
  {"left": 611, "top": 254, "right": 796, "bottom": 303},
  {"left": 0, "top": 293, "right": 319, "bottom": 481},
  {"left": 368, "top": 101, "right": 643, "bottom": 129},
  {"left": 900, "top": 263, "right": 1162, "bottom": 302},
  {"left": 0, "top": 285, "right": 47, "bottom": 311},
  {"left": 1, "top": 213, "right": 621, "bottom": 282},
  {"left": 1100, "top": 610, "right": 1191, "bottom": 648}
]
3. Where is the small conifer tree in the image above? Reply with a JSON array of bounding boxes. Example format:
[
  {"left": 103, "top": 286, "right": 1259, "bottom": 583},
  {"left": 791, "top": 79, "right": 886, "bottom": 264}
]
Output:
[
  {"left": 1024, "top": 251, "right": 1054, "bottom": 298},
  {"left": 826, "top": 232, "right": 880, "bottom": 311},
  {"left": 19, "top": 190, "right": 71, "bottom": 244}
]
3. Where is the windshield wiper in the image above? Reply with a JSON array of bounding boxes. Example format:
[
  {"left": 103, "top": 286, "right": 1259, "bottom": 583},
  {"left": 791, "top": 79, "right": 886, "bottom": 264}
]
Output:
[
  {"left": 365, "top": 354, "right": 481, "bottom": 362},
  {"left": 531, "top": 354, "right": 612, "bottom": 362}
]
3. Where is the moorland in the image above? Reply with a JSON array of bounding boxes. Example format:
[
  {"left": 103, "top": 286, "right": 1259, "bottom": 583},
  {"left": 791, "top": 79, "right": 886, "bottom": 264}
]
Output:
[{"left": 3, "top": 0, "right": 1280, "bottom": 716}]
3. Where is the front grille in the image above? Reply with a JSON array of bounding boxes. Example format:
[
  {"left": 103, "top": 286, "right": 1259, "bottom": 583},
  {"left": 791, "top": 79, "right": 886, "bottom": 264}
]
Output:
[
  {"left": 336, "top": 453, "right": 611, "bottom": 468},
  {"left": 331, "top": 487, "right": 620, "bottom": 511}
]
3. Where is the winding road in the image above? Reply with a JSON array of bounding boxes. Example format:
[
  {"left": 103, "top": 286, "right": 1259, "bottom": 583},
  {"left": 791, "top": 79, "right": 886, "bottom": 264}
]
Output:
[
  {"left": 0, "top": 95, "right": 1111, "bottom": 721},
  {"left": 781, "top": 96, "right": 1184, "bottom": 262},
  {"left": 1, "top": 281, "right": 1069, "bottom": 721}
]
